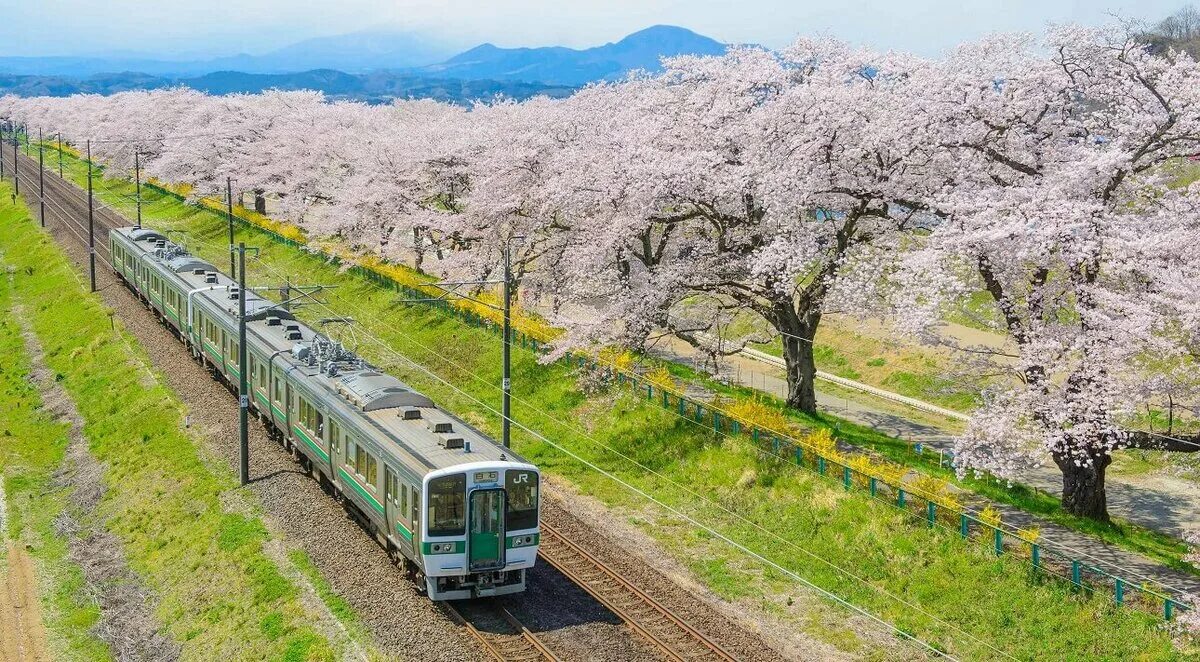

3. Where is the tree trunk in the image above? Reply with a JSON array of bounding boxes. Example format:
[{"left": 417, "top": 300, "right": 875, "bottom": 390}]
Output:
[
  {"left": 253, "top": 189, "right": 267, "bottom": 215},
  {"left": 776, "top": 304, "right": 819, "bottom": 414},
  {"left": 1053, "top": 452, "right": 1112, "bottom": 522}
]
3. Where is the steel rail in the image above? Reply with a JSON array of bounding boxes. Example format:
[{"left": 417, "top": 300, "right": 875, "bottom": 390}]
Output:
[{"left": 539, "top": 522, "right": 738, "bottom": 662}]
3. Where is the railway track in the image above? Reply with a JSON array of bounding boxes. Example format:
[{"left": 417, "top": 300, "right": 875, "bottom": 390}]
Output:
[
  {"left": 444, "top": 599, "right": 559, "bottom": 662},
  {"left": 11, "top": 151, "right": 126, "bottom": 264},
  {"left": 538, "top": 523, "right": 739, "bottom": 662},
  {"left": 15, "top": 152, "right": 746, "bottom": 662}
]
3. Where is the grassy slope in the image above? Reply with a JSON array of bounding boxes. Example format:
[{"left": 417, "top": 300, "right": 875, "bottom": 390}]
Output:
[
  {"left": 47, "top": 155, "right": 1193, "bottom": 658},
  {"left": 0, "top": 220, "right": 111, "bottom": 660},
  {"left": 0, "top": 182, "right": 336, "bottom": 661}
]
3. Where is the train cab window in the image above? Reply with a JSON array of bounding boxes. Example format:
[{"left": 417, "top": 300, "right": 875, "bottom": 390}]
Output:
[
  {"left": 505, "top": 470, "right": 539, "bottom": 531},
  {"left": 427, "top": 474, "right": 466, "bottom": 537}
]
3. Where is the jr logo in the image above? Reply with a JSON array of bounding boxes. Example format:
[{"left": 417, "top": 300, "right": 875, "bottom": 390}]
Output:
[{"left": 512, "top": 473, "right": 529, "bottom": 484}]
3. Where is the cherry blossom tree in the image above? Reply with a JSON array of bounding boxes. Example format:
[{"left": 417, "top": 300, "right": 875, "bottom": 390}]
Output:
[{"left": 896, "top": 27, "right": 1200, "bottom": 520}]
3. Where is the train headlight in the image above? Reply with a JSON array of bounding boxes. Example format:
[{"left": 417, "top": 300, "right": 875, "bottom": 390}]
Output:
[
  {"left": 430, "top": 543, "right": 457, "bottom": 554},
  {"left": 510, "top": 535, "right": 537, "bottom": 548}
]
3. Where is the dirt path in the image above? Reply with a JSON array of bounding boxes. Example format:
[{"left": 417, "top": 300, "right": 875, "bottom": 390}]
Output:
[{"left": 0, "top": 543, "right": 51, "bottom": 662}]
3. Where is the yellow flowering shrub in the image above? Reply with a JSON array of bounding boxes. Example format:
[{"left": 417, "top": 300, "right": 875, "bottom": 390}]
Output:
[
  {"left": 644, "top": 365, "right": 675, "bottom": 389},
  {"left": 1017, "top": 527, "right": 1040, "bottom": 544},
  {"left": 724, "top": 397, "right": 791, "bottom": 436},
  {"left": 979, "top": 505, "right": 1003, "bottom": 528},
  {"left": 597, "top": 347, "right": 636, "bottom": 372}
]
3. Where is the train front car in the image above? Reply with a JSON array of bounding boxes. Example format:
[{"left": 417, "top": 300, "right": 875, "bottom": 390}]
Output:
[{"left": 422, "top": 462, "right": 540, "bottom": 600}]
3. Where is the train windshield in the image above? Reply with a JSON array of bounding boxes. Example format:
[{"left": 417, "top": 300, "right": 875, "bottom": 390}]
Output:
[
  {"left": 428, "top": 473, "right": 466, "bottom": 537},
  {"left": 505, "top": 470, "right": 538, "bottom": 531}
]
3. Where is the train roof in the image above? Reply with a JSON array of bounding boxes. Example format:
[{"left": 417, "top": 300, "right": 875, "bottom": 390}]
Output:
[{"left": 111, "top": 226, "right": 528, "bottom": 475}]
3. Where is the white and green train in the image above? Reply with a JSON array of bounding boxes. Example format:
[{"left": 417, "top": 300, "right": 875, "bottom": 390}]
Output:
[{"left": 110, "top": 227, "right": 540, "bottom": 600}]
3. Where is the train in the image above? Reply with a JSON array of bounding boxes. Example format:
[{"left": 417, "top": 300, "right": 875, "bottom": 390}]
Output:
[{"left": 108, "top": 226, "right": 540, "bottom": 600}]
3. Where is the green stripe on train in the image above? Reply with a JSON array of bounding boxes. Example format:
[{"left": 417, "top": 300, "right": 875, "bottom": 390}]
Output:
[
  {"left": 336, "top": 467, "right": 384, "bottom": 513},
  {"left": 505, "top": 533, "right": 540, "bottom": 549},
  {"left": 395, "top": 521, "right": 414, "bottom": 541},
  {"left": 422, "top": 540, "right": 465, "bottom": 555},
  {"left": 292, "top": 425, "right": 330, "bottom": 463}
]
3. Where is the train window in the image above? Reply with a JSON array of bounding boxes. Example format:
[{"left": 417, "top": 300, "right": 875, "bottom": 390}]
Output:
[
  {"left": 354, "top": 445, "right": 377, "bottom": 487},
  {"left": 273, "top": 373, "right": 283, "bottom": 405},
  {"left": 386, "top": 468, "right": 399, "bottom": 507},
  {"left": 401, "top": 481, "right": 408, "bottom": 516},
  {"left": 329, "top": 420, "right": 341, "bottom": 457},
  {"left": 345, "top": 440, "right": 356, "bottom": 469},
  {"left": 506, "top": 470, "right": 538, "bottom": 531},
  {"left": 427, "top": 474, "right": 465, "bottom": 537},
  {"left": 298, "top": 397, "right": 320, "bottom": 434}
]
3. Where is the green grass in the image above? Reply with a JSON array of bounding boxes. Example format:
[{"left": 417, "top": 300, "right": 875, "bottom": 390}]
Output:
[
  {"left": 745, "top": 318, "right": 986, "bottom": 414},
  {"left": 0, "top": 220, "right": 111, "bottom": 661},
  {"left": 0, "top": 181, "right": 336, "bottom": 660},
  {"left": 38, "top": 148, "right": 1198, "bottom": 659},
  {"left": 668, "top": 359, "right": 1197, "bottom": 574}
]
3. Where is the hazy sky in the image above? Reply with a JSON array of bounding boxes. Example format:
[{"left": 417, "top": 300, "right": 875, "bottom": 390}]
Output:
[{"left": 1, "top": 0, "right": 1187, "bottom": 58}]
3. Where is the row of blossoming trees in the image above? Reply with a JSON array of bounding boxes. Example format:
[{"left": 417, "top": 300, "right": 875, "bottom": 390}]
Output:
[{"left": 4, "top": 25, "right": 1200, "bottom": 523}]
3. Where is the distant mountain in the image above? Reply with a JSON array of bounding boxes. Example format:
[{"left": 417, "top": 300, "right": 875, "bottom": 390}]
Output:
[
  {"left": 420, "top": 25, "right": 727, "bottom": 85},
  {"left": 0, "top": 25, "right": 729, "bottom": 101},
  {"left": 0, "top": 30, "right": 456, "bottom": 78},
  {"left": 0, "top": 69, "right": 575, "bottom": 105},
  {"left": 0, "top": 25, "right": 725, "bottom": 84}
]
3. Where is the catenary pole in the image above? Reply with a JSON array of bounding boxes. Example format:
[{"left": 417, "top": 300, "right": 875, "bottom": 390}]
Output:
[
  {"left": 135, "top": 149, "right": 142, "bottom": 229},
  {"left": 1, "top": 123, "right": 6, "bottom": 179},
  {"left": 502, "top": 241, "right": 512, "bottom": 448},
  {"left": 13, "top": 134, "right": 18, "bottom": 195},
  {"left": 57, "top": 133, "right": 63, "bottom": 177},
  {"left": 87, "top": 140, "right": 95, "bottom": 293},
  {"left": 38, "top": 130, "right": 44, "bottom": 228},
  {"left": 238, "top": 242, "right": 250, "bottom": 485},
  {"left": 227, "top": 177, "right": 236, "bottom": 279}
]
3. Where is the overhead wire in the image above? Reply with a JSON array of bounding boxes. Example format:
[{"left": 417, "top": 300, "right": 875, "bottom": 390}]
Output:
[
  {"left": 217, "top": 235, "right": 1022, "bottom": 660},
  {"left": 24, "top": 147, "right": 1195, "bottom": 598},
  {"left": 88, "top": 190, "right": 1011, "bottom": 657}
]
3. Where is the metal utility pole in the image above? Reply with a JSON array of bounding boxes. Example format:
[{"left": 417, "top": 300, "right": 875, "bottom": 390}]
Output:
[
  {"left": 398, "top": 237, "right": 521, "bottom": 448},
  {"left": 57, "top": 133, "right": 63, "bottom": 177},
  {"left": 12, "top": 135, "right": 18, "bottom": 195},
  {"left": 502, "top": 242, "right": 512, "bottom": 448},
  {"left": 87, "top": 140, "right": 96, "bottom": 293},
  {"left": 134, "top": 149, "right": 142, "bottom": 229},
  {"left": 227, "top": 177, "right": 236, "bottom": 279},
  {"left": 237, "top": 242, "right": 250, "bottom": 485},
  {"left": 38, "top": 132, "right": 44, "bottom": 228},
  {"left": 1, "top": 124, "right": 5, "bottom": 180}
]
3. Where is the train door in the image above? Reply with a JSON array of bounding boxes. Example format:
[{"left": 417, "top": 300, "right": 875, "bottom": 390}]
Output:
[
  {"left": 468, "top": 489, "right": 506, "bottom": 571},
  {"left": 411, "top": 486, "right": 421, "bottom": 556},
  {"left": 285, "top": 382, "right": 294, "bottom": 441},
  {"left": 385, "top": 467, "right": 405, "bottom": 546}
]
